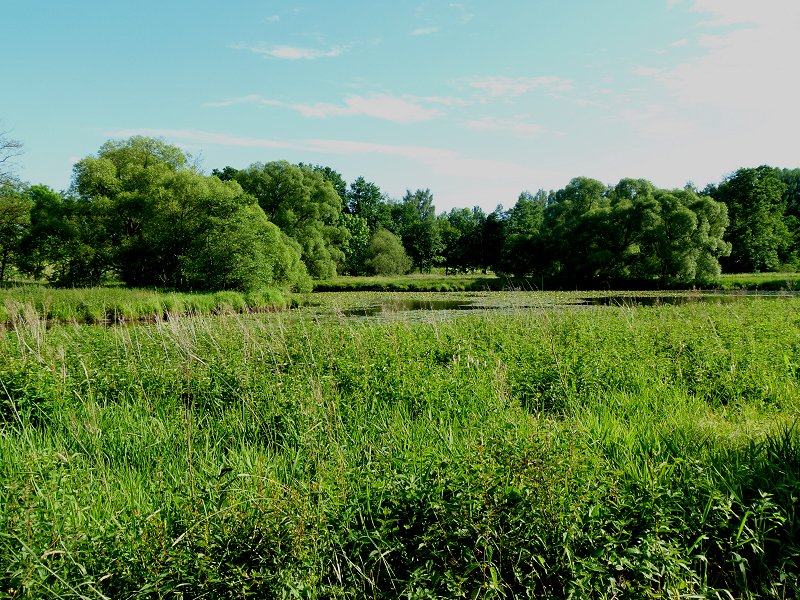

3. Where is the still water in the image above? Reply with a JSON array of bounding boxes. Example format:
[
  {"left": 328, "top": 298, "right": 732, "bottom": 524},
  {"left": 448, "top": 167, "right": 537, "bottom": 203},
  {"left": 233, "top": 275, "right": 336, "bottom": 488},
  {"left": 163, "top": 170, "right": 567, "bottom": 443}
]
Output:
[{"left": 337, "top": 291, "right": 798, "bottom": 319}]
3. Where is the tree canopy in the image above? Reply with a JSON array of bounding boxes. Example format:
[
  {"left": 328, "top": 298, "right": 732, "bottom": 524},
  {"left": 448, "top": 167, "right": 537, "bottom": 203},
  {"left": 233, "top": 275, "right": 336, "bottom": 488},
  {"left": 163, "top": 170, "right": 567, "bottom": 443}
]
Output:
[{"left": 3, "top": 133, "right": 800, "bottom": 289}]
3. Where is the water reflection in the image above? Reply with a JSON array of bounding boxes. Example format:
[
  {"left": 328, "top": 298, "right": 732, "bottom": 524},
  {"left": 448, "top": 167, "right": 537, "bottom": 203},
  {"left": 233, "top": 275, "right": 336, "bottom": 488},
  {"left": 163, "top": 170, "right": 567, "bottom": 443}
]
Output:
[
  {"left": 338, "top": 291, "right": 798, "bottom": 319},
  {"left": 342, "top": 298, "right": 476, "bottom": 317}
]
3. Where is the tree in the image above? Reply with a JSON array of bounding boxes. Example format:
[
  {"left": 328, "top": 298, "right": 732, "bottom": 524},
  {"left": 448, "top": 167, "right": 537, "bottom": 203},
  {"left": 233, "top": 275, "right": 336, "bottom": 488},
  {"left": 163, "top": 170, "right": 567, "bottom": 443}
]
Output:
[
  {"left": 184, "top": 203, "right": 311, "bottom": 292},
  {"left": 235, "top": 162, "right": 348, "bottom": 278},
  {"left": 365, "top": 228, "right": 412, "bottom": 275},
  {"left": 211, "top": 166, "right": 239, "bottom": 181},
  {"left": 499, "top": 191, "right": 547, "bottom": 276},
  {"left": 640, "top": 188, "right": 730, "bottom": 284},
  {"left": 0, "top": 128, "right": 23, "bottom": 186},
  {"left": 0, "top": 181, "right": 32, "bottom": 282},
  {"left": 399, "top": 189, "right": 442, "bottom": 272},
  {"left": 18, "top": 186, "right": 112, "bottom": 286},
  {"left": 340, "top": 213, "right": 371, "bottom": 275},
  {"left": 543, "top": 177, "right": 608, "bottom": 279},
  {"left": 711, "top": 166, "right": 789, "bottom": 272},
  {"left": 70, "top": 136, "right": 310, "bottom": 291},
  {"left": 300, "top": 163, "right": 347, "bottom": 201},
  {"left": 439, "top": 206, "right": 485, "bottom": 274},
  {"left": 347, "top": 176, "right": 384, "bottom": 229}
]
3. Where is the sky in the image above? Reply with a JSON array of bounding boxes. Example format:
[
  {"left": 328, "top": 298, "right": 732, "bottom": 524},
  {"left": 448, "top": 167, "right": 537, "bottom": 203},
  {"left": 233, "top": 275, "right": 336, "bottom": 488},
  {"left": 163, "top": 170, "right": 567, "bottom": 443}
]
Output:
[{"left": 1, "top": 0, "right": 799, "bottom": 212}]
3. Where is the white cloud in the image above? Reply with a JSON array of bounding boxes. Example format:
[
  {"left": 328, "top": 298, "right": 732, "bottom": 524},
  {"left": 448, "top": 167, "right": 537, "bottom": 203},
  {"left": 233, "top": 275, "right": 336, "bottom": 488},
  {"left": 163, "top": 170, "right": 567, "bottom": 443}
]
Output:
[
  {"left": 306, "top": 139, "right": 529, "bottom": 179},
  {"left": 422, "top": 95, "right": 474, "bottom": 107},
  {"left": 465, "top": 116, "right": 548, "bottom": 138},
  {"left": 668, "top": 38, "right": 689, "bottom": 47},
  {"left": 468, "top": 76, "right": 574, "bottom": 99},
  {"left": 641, "top": 1, "right": 800, "bottom": 115},
  {"left": 203, "top": 94, "right": 282, "bottom": 108},
  {"left": 411, "top": 27, "right": 440, "bottom": 36},
  {"left": 205, "top": 94, "right": 441, "bottom": 123},
  {"left": 230, "top": 42, "right": 348, "bottom": 60},
  {"left": 264, "top": 15, "right": 280, "bottom": 23},
  {"left": 102, "top": 128, "right": 529, "bottom": 182},
  {"left": 449, "top": 3, "right": 475, "bottom": 24},
  {"left": 617, "top": 105, "right": 694, "bottom": 139},
  {"left": 104, "top": 128, "right": 290, "bottom": 150},
  {"left": 626, "top": 0, "right": 800, "bottom": 175}
]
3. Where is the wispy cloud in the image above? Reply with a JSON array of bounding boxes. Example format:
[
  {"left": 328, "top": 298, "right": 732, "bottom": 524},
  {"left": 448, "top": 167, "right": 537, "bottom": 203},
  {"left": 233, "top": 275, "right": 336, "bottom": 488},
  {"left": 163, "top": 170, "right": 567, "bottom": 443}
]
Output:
[
  {"left": 104, "top": 128, "right": 290, "bottom": 150},
  {"left": 230, "top": 42, "right": 348, "bottom": 60},
  {"left": 629, "top": 0, "right": 800, "bottom": 164},
  {"left": 468, "top": 76, "right": 574, "bottom": 99},
  {"left": 617, "top": 105, "right": 693, "bottom": 139},
  {"left": 449, "top": 3, "right": 475, "bottom": 24},
  {"left": 637, "top": 1, "right": 800, "bottom": 114},
  {"left": 204, "top": 94, "right": 441, "bottom": 123},
  {"left": 669, "top": 38, "right": 689, "bottom": 47},
  {"left": 264, "top": 15, "right": 280, "bottom": 23},
  {"left": 203, "top": 94, "right": 282, "bottom": 108},
  {"left": 465, "top": 115, "right": 549, "bottom": 138},
  {"left": 422, "top": 95, "right": 474, "bottom": 107},
  {"left": 411, "top": 26, "right": 440, "bottom": 36},
  {"left": 103, "top": 128, "right": 529, "bottom": 180}
]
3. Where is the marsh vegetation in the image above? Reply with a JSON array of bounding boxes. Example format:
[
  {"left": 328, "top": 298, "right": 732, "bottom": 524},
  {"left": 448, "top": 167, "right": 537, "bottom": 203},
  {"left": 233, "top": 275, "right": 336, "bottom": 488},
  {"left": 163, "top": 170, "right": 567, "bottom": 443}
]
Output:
[{"left": 1, "top": 290, "right": 798, "bottom": 598}]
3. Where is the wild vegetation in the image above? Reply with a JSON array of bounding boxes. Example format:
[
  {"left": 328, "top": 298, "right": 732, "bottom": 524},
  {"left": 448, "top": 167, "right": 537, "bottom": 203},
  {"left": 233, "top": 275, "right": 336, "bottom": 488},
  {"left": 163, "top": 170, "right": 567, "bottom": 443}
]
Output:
[{"left": 1, "top": 295, "right": 798, "bottom": 598}]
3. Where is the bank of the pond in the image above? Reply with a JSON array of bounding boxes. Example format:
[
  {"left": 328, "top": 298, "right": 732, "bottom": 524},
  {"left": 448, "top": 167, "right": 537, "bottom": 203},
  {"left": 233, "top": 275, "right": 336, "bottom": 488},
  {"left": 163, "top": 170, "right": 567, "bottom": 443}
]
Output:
[
  {"left": 0, "top": 285, "right": 292, "bottom": 325},
  {"left": 314, "top": 272, "right": 800, "bottom": 293},
  {"left": 1, "top": 298, "right": 798, "bottom": 598}
]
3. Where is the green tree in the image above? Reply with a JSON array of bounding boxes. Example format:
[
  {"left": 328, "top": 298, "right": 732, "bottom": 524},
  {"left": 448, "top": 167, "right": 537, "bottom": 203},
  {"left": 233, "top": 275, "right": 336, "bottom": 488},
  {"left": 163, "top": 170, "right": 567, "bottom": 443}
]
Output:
[
  {"left": 399, "top": 189, "right": 442, "bottom": 272},
  {"left": 19, "top": 186, "right": 112, "bottom": 286},
  {"left": 711, "top": 166, "right": 789, "bottom": 272},
  {"left": 235, "top": 162, "right": 348, "bottom": 278},
  {"left": 347, "top": 176, "right": 384, "bottom": 229},
  {"left": 340, "top": 213, "right": 371, "bottom": 275},
  {"left": 71, "top": 136, "right": 310, "bottom": 291},
  {"left": 185, "top": 203, "right": 311, "bottom": 292},
  {"left": 0, "top": 181, "right": 32, "bottom": 282},
  {"left": 642, "top": 188, "right": 730, "bottom": 284},
  {"left": 499, "top": 191, "right": 547, "bottom": 276},
  {"left": 440, "top": 206, "right": 486, "bottom": 274},
  {"left": 211, "top": 165, "right": 240, "bottom": 181},
  {"left": 301, "top": 163, "right": 347, "bottom": 201},
  {"left": 72, "top": 136, "right": 188, "bottom": 285},
  {"left": 543, "top": 177, "right": 608, "bottom": 279},
  {"left": 365, "top": 228, "right": 412, "bottom": 275}
]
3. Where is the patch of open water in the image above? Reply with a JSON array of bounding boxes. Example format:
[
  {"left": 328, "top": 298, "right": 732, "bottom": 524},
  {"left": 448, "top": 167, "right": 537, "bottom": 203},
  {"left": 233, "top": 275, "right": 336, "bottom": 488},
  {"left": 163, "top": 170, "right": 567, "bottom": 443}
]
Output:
[{"left": 338, "top": 291, "right": 800, "bottom": 318}]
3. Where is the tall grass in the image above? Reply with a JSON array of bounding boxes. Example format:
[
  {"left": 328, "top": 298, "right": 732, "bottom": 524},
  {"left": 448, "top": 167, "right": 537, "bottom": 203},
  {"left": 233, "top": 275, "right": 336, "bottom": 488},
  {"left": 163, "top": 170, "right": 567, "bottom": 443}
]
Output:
[
  {"left": 0, "top": 285, "right": 289, "bottom": 325},
  {"left": 0, "top": 297, "right": 798, "bottom": 597}
]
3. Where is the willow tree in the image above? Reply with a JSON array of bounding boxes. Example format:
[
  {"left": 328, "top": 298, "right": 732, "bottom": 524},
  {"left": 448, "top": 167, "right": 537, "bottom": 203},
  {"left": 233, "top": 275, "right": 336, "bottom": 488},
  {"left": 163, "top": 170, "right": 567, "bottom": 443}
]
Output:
[
  {"left": 71, "top": 136, "right": 309, "bottom": 291},
  {"left": 235, "top": 161, "right": 348, "bottom": 278}
]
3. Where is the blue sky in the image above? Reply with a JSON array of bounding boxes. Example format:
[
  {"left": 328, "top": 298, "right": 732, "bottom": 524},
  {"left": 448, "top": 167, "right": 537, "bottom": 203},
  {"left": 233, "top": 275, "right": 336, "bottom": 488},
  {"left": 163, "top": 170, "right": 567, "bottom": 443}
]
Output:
[{"left": 2, "top": 0, "right": 798, "bottom": 211}]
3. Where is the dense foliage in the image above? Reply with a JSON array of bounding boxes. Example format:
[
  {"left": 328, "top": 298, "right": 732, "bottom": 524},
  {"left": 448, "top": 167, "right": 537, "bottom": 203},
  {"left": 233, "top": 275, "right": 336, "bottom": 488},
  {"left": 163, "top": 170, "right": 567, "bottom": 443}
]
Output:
[
  {"left": 1, "top": 295, "right": 798, "bottom": 597},
  {"left": 1, "top": 134, "right": 799, "bottom": 287}
]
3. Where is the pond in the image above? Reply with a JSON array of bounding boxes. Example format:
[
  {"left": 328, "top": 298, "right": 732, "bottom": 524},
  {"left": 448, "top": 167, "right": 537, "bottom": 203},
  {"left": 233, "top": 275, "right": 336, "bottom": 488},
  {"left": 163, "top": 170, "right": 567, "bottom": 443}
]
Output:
[
  {"left": 342, "top": 298, "right": 477, "bottom": 317},
  {"left": 334, "top": 291, "right": 800, "bottom": 319}
]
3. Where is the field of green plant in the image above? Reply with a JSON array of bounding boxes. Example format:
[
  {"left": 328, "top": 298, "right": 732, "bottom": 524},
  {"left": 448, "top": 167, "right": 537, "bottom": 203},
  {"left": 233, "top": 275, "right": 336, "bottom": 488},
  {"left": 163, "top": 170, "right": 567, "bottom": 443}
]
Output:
[
  {"left": 316, "top": 272, "right": 800, "bottom": 293},
  {"left": 0, "top": 285, "right": 290, "bottom": 325},
  {"left": 717, "top": 272, "right": 800, "bottom": 291},
  {"left": 1, "top": 293, "right": 799, "bottom": 598}
]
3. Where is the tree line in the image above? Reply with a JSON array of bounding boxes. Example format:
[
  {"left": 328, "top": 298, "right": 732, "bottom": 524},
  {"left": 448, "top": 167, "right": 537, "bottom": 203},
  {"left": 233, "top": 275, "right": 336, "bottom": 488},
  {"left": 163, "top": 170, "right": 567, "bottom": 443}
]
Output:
[{"left": 1, "top": 134, "right": 798, "bottom": 290}]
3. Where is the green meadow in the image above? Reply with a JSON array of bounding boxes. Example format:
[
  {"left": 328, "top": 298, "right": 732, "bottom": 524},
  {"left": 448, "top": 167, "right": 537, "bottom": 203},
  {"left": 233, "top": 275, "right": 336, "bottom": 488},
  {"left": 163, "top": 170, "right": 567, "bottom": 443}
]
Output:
[{"left": 1, "top": 290, "right": 799, "bottom": 598}]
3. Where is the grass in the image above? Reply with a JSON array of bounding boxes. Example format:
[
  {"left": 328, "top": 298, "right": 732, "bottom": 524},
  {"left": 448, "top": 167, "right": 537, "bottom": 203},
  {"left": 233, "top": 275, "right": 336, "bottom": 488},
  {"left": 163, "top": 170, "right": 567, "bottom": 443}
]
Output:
[
  {"left": 0, "top": 285, "right": 289, "bottom": 325},
  {"left": 0, "top": 294, "right": 799, "bottom": 597},
  {"left": 717, "top": 272, "right": 800, "bottom": 291},
  {"left": 317, "top": 272, "right": 800, "bottom": 293}
]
